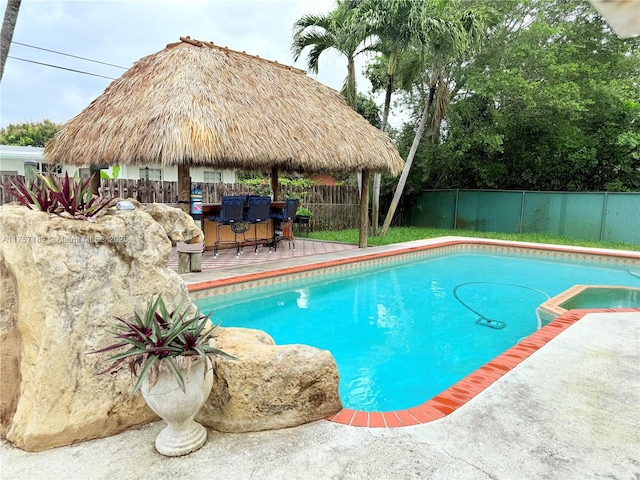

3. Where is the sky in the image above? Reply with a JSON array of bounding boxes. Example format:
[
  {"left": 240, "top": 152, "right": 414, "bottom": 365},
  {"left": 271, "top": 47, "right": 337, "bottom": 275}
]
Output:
[{"left": 1, "top": 0, "right": 402, "bottom": 130}]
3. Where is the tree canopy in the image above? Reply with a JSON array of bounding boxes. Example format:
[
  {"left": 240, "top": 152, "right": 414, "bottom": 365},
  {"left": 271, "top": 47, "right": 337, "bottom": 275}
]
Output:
[
  {"left": 0, "top": 119, "right": 62, "bottom": 147},
  {"left": 389, "top": 0, "right": 640, "bottom": 192}
]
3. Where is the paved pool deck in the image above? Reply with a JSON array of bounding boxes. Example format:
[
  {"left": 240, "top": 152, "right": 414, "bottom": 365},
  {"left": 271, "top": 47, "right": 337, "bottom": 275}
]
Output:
[{"left": 2, "top": 238, "right": 639, "bottom": 479}]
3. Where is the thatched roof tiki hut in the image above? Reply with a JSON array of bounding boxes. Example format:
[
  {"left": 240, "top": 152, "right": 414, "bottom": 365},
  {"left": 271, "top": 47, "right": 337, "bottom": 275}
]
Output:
[{"left": 44, "top": 36, "right": 403, "bottom": 247}]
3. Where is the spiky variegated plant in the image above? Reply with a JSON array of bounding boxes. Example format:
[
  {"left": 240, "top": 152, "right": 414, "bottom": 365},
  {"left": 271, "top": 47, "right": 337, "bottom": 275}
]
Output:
[
  {"left": 92, "top": 295, "right": 235, "bottom": 394},
  {"left": 5, "top": 171, "right": 113, "bottom": 220}
]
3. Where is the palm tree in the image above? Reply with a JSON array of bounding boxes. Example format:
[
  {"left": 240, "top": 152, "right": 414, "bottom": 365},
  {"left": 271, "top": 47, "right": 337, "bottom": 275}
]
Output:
[
  {"left": 0, "top": 0, "right": 22, "bottom": 82},
  {"left": 292, "top": 0, "right": 372, "bottom": 247},
  {"left": 354, "top": 0, "right": 426, "bottom": 234},
  {"left": 292, "top": 0, "right": 367, "bottom": 110},
  {"left": 380, "top": 3, "right": 492, "bottom": 235}
]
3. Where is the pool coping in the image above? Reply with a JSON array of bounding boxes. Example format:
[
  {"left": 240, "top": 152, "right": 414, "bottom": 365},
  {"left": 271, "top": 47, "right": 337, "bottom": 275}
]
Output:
[{"left": 184, "top": 237, "right": 640, "bottom": 428}]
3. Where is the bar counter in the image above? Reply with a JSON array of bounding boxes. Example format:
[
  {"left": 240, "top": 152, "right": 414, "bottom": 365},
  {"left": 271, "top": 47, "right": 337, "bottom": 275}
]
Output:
[{"left": 201, "top": 202, "right": 289, "bottom": 251}]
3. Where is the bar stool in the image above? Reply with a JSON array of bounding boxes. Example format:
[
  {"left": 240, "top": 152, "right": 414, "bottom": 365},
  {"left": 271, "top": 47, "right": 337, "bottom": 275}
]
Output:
[
  {"left": 270, "top": 198, "right": 299, "bottom": 251},
  {"left": 244, "top": 196, "right": 272, "bottom": 254},
  {"left": 208, "top": 195, "right": 246, "bottom": 257}
]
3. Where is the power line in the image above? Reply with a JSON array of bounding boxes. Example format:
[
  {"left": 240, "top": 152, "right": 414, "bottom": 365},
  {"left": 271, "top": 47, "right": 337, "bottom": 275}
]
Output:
[
  {"left": 12, "top": 41, "right": 128, "bottom": 69},
  {"left": 7, "top": 56, "right": 117, "bottom": 80}
]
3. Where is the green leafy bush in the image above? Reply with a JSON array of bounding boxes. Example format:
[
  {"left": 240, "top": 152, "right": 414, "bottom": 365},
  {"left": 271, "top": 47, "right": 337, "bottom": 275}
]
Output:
[{"left": 296, "top": 206, "right": 313, "bottom": 217}]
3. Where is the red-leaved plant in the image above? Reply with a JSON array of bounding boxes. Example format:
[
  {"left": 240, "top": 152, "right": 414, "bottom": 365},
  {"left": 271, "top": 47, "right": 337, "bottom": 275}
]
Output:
[
  {"left": 91, "top": 295, "right": 236, "bottom": 394},
  {"left": 4, "top": 171, "right": 114, "bottom": 220}
]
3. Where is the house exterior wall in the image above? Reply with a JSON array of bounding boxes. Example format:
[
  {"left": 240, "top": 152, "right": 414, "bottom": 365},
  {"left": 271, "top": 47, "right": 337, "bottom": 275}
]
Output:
[{"left": 0, "top": 146, "right": 236, "bottom": 183}]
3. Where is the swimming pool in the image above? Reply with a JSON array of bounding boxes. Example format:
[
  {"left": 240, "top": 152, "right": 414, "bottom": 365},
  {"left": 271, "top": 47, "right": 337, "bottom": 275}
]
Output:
[{"left": 194, "top": 248, "right": 639, "bottom": 412}]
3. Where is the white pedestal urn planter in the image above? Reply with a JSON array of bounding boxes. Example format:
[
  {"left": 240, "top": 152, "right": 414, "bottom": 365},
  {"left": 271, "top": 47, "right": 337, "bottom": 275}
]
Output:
[{"left": 141, "top": 357, "right": 214, "bottom": 456}]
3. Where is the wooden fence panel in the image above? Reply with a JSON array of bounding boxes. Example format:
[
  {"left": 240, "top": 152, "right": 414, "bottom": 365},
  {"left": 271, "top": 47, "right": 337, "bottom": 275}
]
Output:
[
  {"left": 0, "top": 175, "right": 361, "bottom": 231},
  {"left": 0, "top": 175, "right": 20, "bottom": 205}
]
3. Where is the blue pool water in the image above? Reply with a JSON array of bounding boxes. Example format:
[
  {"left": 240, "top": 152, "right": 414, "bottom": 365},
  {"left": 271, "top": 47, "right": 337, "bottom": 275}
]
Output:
[{"left": 195, "top": 252, "right": 638, "bottom": 411}]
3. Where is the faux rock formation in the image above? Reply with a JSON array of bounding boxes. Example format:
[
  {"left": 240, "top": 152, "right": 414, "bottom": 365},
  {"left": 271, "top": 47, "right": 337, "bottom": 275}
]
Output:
[
  {"left": 1, "top": 202, "right": 341, "bottom": 452},
  {"left": 0, "top": 203, "right": 201, "bottom": 451},
  {"left": 141, "top": 202, "right": 204, "bottom": 244},
  {"left": 198, "top": 328, "right": 342, "bottom": 432}
]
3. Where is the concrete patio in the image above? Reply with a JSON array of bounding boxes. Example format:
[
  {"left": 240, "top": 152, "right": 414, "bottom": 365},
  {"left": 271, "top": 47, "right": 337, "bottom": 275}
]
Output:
[
  {"left": 2, "top": 311, "right": 638, "bottom": 479},
  {"left": 168, "top": 238, "right": 359, "bottom": 273}
]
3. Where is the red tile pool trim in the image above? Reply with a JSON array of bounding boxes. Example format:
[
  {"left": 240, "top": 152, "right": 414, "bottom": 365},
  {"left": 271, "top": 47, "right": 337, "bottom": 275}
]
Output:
[{"left": 328, "top": 307, "right": 640, "bottom": 428}]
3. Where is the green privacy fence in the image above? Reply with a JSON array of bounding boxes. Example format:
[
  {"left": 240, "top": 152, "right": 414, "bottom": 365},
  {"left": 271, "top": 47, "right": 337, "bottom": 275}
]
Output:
[{"left": 410, "top": 190, "right": 640, "bottom": 246}]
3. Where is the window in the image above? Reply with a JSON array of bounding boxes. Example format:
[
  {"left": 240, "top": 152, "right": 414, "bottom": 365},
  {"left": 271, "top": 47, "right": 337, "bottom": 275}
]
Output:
[
  {"left": 204, "top": 171, "right": 222, "bottom": 183},
  {"left": 140, "top": 168, "right": 162, "bottom": 181},
  {"left": 79, "top": 168, "right": 91, "bottom": 179}
]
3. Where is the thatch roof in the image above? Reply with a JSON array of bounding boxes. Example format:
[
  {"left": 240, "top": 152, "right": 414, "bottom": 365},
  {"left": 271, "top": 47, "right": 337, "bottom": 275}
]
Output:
[{"left": 44, "top": 36, "right": 403, "bottom": 176}]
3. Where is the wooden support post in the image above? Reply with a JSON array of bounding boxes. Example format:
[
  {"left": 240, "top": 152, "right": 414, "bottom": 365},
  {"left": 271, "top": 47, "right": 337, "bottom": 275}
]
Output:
[
  {"left": 359, "top": 169, "right": 370, "bottom": 248},
  {"left": 177, "top": 164, "right": 191, "bottom": 214},
  {"left": 271, "top": 166, "right": 279, "bottom": 200}
]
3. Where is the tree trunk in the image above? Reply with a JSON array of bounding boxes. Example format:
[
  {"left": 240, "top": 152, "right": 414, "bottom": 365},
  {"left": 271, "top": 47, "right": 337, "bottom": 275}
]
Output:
[
  {"left": 372, "top": 54, "right": 396, "bottom": 235},
  {"left": 358, "top": 169, "right": 371, "bottom": 248},
  {"left": 347, "top": 57, "right": 362, "bottom": 197},
  {"left": 379, "top": 85, "right": 436, "bottom": 236},
  {"left": 346, "top": 57, "right": 357, "bottom": 110},
  {"left": 0, "top": 0, "right": 22, "bottom": 82}
]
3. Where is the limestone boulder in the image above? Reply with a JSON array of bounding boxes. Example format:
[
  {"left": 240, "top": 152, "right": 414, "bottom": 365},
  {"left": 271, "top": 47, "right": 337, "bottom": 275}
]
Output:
[
  {"left": 0, "top": 204, "right": 194, "bottom": 451},
  {"left": 197, "top": 328, "right": 342, "bottom": 432},
  {"left": 141, "top": 203, "right": 203, "bottom": 244}
]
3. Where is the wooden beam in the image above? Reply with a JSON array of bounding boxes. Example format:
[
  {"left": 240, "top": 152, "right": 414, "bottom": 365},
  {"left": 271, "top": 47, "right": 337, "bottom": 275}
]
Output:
[
  {"left": 358, "top": 169, "right": 370, "bottom": 248},
  {"left": 177, "top": 164, "right": 191, "bottom": 214}
]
